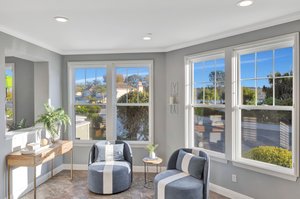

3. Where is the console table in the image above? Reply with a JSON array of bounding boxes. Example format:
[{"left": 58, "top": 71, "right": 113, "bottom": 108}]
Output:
[{"left": 6, "top": 140, "right": 73, "bottom": 199}]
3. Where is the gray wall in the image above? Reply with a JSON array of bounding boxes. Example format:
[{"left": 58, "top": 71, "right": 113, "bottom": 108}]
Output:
[
  {"left": 62, "top": 53, "right": 167, "bottom": 166},
  {"left": 0, "top": 31, "right": 63, "bottom": 199},
  {"left": 5, "top": 57, "right": 35, "bottom": 126},
  {"left": 165, "top": 20, "right": 300, "bottom": 199}
]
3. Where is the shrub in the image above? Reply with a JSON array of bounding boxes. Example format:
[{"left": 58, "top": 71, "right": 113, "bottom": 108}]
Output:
[{"left": 243, "top": 146, "right": 292, "bottom": 168}]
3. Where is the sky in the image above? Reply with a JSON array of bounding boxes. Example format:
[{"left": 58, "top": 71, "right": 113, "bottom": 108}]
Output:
[
  {"left": 75, "top": 67, "right": 149, "bottom": 84},
  {"left": 193, "top": 47, "right": 293, "bottom": 88}
]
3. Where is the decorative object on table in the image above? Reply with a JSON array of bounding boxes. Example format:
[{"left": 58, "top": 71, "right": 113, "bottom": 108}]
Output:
[
  {"left": 154, "top": 148, "right": 210, "bottom": 199},
  {"left": 146, "top": 143, "right": 158, "bottom": 159},
  {"left": 21, "top": 144, "right": 50, "bottom": 155},
  {"left": 40, "top": 138, "right": 49, "bottom": 146},
  {"left": 20, "top": 141, "right": 52, "bottom": 155},
  {"left": 26, "top": 142, "right": 40, "bottom": 151},
  {"left": 35, "top": 103, "right": 71, "bottom": 143},
  {"left": 88, "top": 140, "right": 133, "bottom": 194}
]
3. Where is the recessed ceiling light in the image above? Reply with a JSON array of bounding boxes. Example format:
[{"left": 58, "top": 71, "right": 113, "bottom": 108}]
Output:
[
  {"left": 54, "top": 16, "right": 69, "bottom": 23},
  {"left": 237, "top": 0, "right": 254, "bottom": 7},
  {"left": 143, "top": 33, "right": 152, "bottom": 41}
]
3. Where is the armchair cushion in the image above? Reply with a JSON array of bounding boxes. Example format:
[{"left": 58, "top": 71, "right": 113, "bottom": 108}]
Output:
[
  {"left": 175, "top": 149, "right": 206, "bottom": 180},
  {"left": 95, "top": 143, "right": 125, "bottom": 161},
  {"left": 154, "top": 170, "right": 204, "bottom": 199}
]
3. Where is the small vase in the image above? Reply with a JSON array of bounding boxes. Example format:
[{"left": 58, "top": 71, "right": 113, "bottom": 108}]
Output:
[{"left": 149, "top": 152, "right": 156, "bottom": 159}]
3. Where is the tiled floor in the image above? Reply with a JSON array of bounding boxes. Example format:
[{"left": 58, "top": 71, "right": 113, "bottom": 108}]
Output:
[{"left": 22, "top": 170, "right": 229, "bottom": 199}]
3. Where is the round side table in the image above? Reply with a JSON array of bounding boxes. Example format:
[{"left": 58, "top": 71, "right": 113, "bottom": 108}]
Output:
[{"left": 142, "top": 157, "right": 163, "bottom": 189}]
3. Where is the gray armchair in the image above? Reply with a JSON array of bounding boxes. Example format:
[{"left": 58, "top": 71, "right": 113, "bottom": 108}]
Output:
[
  {"left": 154, "top": 148, "right": 210, "bottom": 199},
  {"left": 88, "top": 140, "right": 133, "bottom": 194}
]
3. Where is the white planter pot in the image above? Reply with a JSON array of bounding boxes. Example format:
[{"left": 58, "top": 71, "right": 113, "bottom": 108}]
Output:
[{"left": 149, "top": 152, "right": 156, "bottom": 159}]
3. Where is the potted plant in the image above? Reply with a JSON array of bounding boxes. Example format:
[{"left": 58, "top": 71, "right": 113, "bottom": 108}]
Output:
[
  {"left": 146, "top": 144, "right": 158, "bottom": 159},
  {"left": 35, "top": 104, "right": 71, "bottom": 143}
]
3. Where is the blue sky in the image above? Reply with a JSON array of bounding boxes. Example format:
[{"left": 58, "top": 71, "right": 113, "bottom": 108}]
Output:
[
  {"left": 193, "top": 47, "right": 293, "bottom": 88},
  {"left": 75, "top": 67, "right": 149, "bottom": 84},
  {"left": 5, "top": 68, "right": 13, "bottom": 77}
]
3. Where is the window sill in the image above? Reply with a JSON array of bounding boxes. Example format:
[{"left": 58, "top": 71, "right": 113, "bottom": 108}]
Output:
[
  {"left": 232, "top": 160, "right": 297, "bottom": 181},
  {"left": 5, "top": 126, "right": 43, "bottom": 140}
]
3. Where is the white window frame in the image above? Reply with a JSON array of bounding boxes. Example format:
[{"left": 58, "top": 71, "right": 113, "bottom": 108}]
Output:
[
  {"left": 5, "top": 63, "right": 15, "bottom": 132},
  {"left": 232, "top": 33, "right": 299, "bottom": 179},
  {"left": 185, "top": 50, "right": 227, "bottom": 160},
  {"left": 68, "top": 60, "right": 153, "bottom": 147}
]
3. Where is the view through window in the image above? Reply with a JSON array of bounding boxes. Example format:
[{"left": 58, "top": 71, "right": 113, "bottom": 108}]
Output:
[
  {"left": 238, "top": 46, "right": 294, "bottom": 168},
  {"left": 69, "top": 61, "right": 152, "bottom": 143},
  {"left": 5, "top": 64, "right": 14, "bottom": 131},
  {"left": 192, "top": 54, "right": 225, "bottom": 154}
]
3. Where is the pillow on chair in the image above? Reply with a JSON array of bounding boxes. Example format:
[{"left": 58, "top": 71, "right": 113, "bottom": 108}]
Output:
[
  {"left": 176, "top": 149, "right": 206, "bottom": 180},
  {"left": 96, "top": 143, "right": 125, "bottom": 161}
]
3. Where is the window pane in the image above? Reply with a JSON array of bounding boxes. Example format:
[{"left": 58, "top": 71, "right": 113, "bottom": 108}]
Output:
[
  {"left": 256, "top": 50, "right": 273, "bottom": 78},
  {"left": 75, "top": 105, "right": 106, "bottom": 140},
  {"left": 241, "top": 109, "right": 292, "bottom": 168},
  {"left": 5, "top": 67, "right": 14, "bottom": 130},
  {"left": 116, "top": 67, "right": 149, "bottom": 103},
  {"left": 241, "top": 80, "right": 255, "bottom": 105},
  {"left": 275, "top": 77, "right": 293, "bottom": 106},
  {"left": 194, "top": 108, "right": 225, "bottom": 153},
  {"left": 240, "top": 53, "right": 255, "bottom": 79},
  {"left": 117, "top": 106, "right": 149, "bottom": 141},
  {"left": 75, "top": 68, "right": 107, "bottom": 104},
  {"left": 275, "top": 47, "right": 293, "bottom": 77},
  {"left": 257, "top": 79, "right": 272, "bottom": 105}
]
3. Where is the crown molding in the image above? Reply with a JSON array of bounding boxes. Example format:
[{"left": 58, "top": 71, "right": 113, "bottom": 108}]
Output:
[
  {"left": 164, "top": 11, "right": 300, "bottom": 52},
  {"left": 61, "top": 48, "right": 165, "bottom": 55},
  {"left": 1, "top": 11, "right": 300, "bottom": 55}
]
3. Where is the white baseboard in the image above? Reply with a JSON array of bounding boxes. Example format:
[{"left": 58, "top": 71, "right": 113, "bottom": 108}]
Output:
[{"left": 210, "top": 183, "right": 254, "bottom": 199}]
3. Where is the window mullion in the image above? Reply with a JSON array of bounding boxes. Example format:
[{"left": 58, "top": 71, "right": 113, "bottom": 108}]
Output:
[
  {"left": 273, "top": 50, "right": 275, "bottom": 106},
  {"left": 106, "top": 64, "right": 115, "bottom": 141}
]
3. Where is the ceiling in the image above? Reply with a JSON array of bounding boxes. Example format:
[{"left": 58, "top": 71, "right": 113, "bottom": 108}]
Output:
[{"left": 0, "top": 0, "right": 300, "bottom": 55}]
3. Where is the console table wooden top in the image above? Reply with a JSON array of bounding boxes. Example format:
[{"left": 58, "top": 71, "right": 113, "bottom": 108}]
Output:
[{"left": 7, "top": 140, "right": 73, "bottom": 167}]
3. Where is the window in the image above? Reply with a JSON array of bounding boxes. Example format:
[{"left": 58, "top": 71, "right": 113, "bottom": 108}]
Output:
[
  {"left": 115, "top": 66, "right": 150, "bottom": 141},
  {"left": 68, "top": 61, "right": 153, "bottom": 144},
  {"left": 5, "top": 63, "right": 15, "bottom": 131},
  {"left": 186, "top": 52, "right": 226, "bottom": 154},
  {"left": 186, "top": 34, "right": 299, "bottom": 179},
  {"left": 73, "top": 67, "right": 107, "bottom": 140},
  {"left": 235, "top": 36, "right": 298, "bottom": 174}
]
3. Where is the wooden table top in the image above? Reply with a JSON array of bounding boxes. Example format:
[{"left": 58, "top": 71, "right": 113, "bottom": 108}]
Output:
[
  {"left": 142, "top": 157, "right": 163, "bottom": 165},
  {"left": 6, "top": 140, "right": 73, "bottom": 167}
]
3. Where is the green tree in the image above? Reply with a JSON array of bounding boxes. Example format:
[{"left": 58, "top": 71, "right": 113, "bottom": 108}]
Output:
[
  {"left": 242, "top": 87, "right": 255, "bottom": 105},
  {"left": 117, "top": 91, "right": 149, "bottom": 140},
  {"left": 209, "top": 70, "right": 225, "bottom": 85}
]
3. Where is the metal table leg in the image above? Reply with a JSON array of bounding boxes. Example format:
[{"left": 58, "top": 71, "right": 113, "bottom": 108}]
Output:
[
  {"left": 34, "top": 166, "right": 36, "bottom": 199},
  {"left": 8, "top": 165, "right": 11, "bottom": 199}
]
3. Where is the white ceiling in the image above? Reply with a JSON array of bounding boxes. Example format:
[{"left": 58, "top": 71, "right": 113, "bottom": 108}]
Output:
[{"left": 0, "top": 0, "right": 300, "bottom": 55}]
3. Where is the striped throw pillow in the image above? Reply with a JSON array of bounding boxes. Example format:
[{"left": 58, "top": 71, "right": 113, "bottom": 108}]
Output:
[
  {"left": 176, "top": 149, "right": 206, "bottom": 180},
  {"left": 96, "top": 143, "right": 125, "bottom": 161}
]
